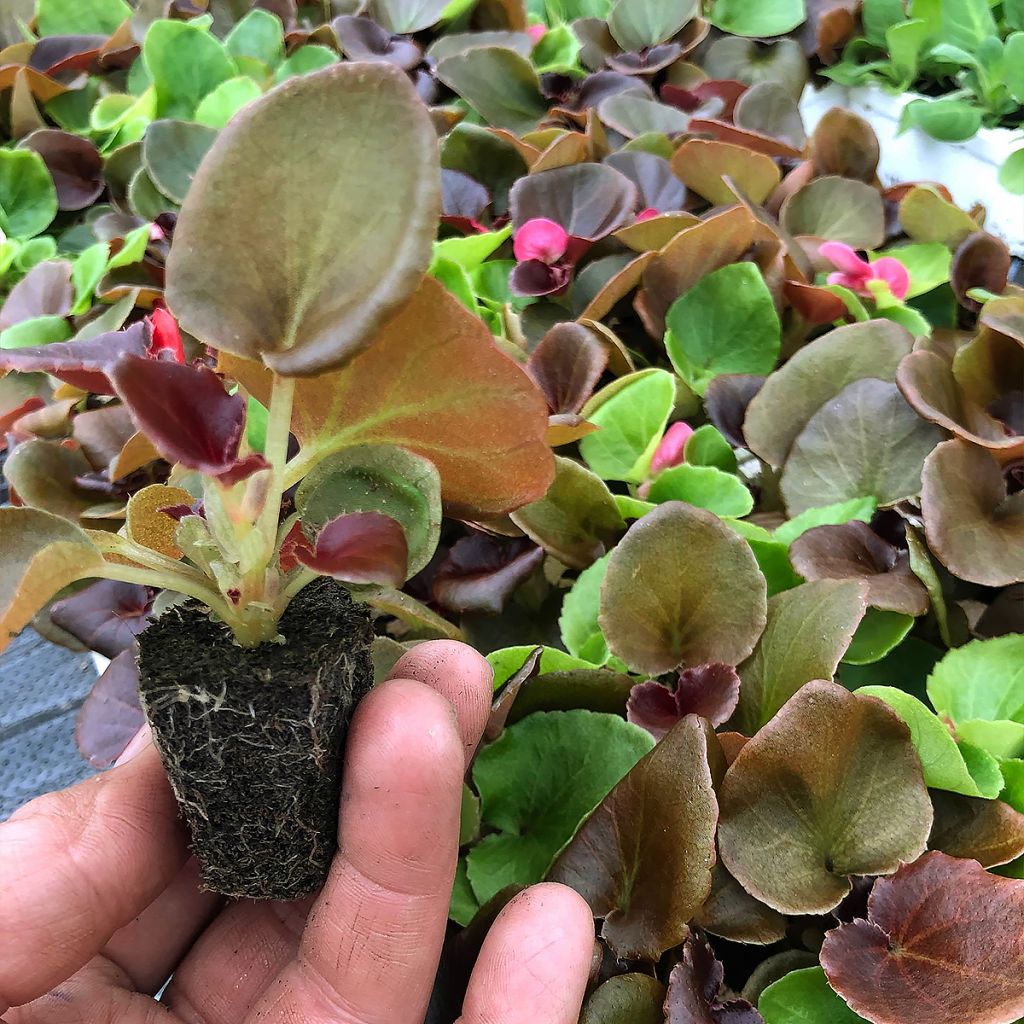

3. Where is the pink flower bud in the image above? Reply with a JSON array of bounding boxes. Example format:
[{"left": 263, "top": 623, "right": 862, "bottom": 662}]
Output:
[
  {"left": 636, "top": 207, "right": 660, "bottom": 221},
  {"left": 527, "top": 23, "right": 547, "bottom": 43},
  {"left": 649, "top": 421, "right": 694, "bottom": 476},
  {"left": 513, "top": 218, "right": 569, "bottom": 264}
]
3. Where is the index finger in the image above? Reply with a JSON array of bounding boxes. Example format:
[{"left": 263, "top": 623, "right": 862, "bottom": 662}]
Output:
[{"left": 0, "top": 735, "right": 187, "bottom": 1011}]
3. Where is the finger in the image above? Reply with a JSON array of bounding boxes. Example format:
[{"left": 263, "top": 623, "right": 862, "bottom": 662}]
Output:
[
  {"left": 0, "top": 731, "right": 188, "bottom": 1011},
  {"left": 458, "top": 883, "right": 594, "bottom": 1024},
  {"left": 165, "top": 899, "right": 313, "bottom": 1024},
  {"left": 243, "top": 679, "right": 468, "bottom": 1023},
  {"left": 101, "top": 857, "right": 223, "bottom": 995},
  {"left": 387, "top": 640, "right": 493, "bottom": 763}
]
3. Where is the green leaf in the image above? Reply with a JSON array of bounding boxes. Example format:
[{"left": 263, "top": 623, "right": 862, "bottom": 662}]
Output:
[
  {"left": 560, "top": 554, "right": 612, "bottom": 666},
  {"left": 733, "top": 579, "right": 868, "bottom": 734},
  {"left": 274, "top": 45, "right": 339, "bottom": 83},
  {"left": 487, "top": 646, "right": 596, "bottom": 689},
  {"left": 531, "top": 23, "right": 582, "bottom": 72},
  {"left": 70, "top": 242, "right": 110, "bottom": 314},
  {"left": 467, "top": 710, "right": 654, "bottom": 905},
  {"left": 0, "top": 149, "right": 57, "bottom": 240},
  {"left": 294, "top": 444, "right": 441, "bottom": 577},
  {"left": 143, "top": 19, "right": 237, "bottom": 119},
  {"left": 450, "top": 858, "right": 479, "bottom": 926},
  {"left": 166, "top": 63, "right": 440, "bottom": 376},
  {"left": 511, "top": 456, "right": 625, "bottom": 570},
  {"left": 842, "top": 609, "right": 914, "bottom": 665},
  {"left": 999, "top": 149, "right": 1024, "bottom": 195},
  {"left": 782, "top": 176, "right": 885, "bottom": 249},
  {"left": 143, "top": 120, "right": 218, "bottom": 205},
  {"left": 839, "top": 636, "right": 942, "bottom": 704},
  {"left": 432, "top": 225, "right": 511, "bottom": 270},
  {"left": 887, "top": 18, "right": 931, "bottom": 86},
  {"left": 928, "top": 635, "right": 1024, "bottom": 726},
  {"left": 224, "top": 8, "right": 285, "bottom": 67},
  {"left": 35, "top": 0, "right": 130, "bottom": 36},
  {"left": 720, "top": 681, "right": 932, "bottom": 915},
  {"left": 581, "top": 975, "right": 665, "bottom": 1024},
  {"left": 600, "top": 501, "right": 767, "bottom": 675},
  {"left": 608, "top": 0, "right": 698, "bottom": 50},
  {"left": 665, "top": 262, "right": 780, "bottom": 397},
  {"left": 429, "top": 256, "right": 476, "bottom": 312},
  {"left": 900, "top": 98, "right": 983, "bottom": 142},
  {"left": 0, "top": 507, "right": 104, "bottom": 652},
  {"left": 684, "top": 424, "right": 737, "bottom": 473},
  {"left": 760, "top": 967, "right": 868, "bottom": 1024},
  {"left": 938, "top": 0, "right": 998, "bottom": 49},
  {"left": 368, "top": 0, "right": 450, "bottom": 33},
  {"left": 246, "top": 395, "right": 268, "bottom": 453},
  {"left": 774, "top": 497, "right": 877, "bottom": 546},
  {"left": 1006, "top": 34, "right": 1024, "bottom": 103},
  {"left": 436, "top": 47, "right": 548, "bottom": 135},
  {"left": 876, "top": 243, "right": 951, "bottom": 299},
  {"left": 862, "top": 0, "right": 907, "bottom": 47},
  {"left": 647, "top": 464, "right": 754, "bottom": 518},
  {"left": 105, "top": 224, "right": 151, "bottom": 272},
  {"left": 708, "top": 0, "right": 806, "bottom": 37},
  {"left": 0, "top": 314, "right": 72, "bottom": 349},
  {"left": 856, "top": 686, "right": 1004, "bottom": 799},
  {"left": 194, "top": 77, "right": 263, "bottom": 129},
  {"left": 579, "top": 369, "right": 676, "bottom": 483}
]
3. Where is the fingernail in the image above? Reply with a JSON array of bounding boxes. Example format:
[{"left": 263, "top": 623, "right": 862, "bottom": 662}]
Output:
[{"left": 115, "top": 724, "right": 152, "bottom": 766}]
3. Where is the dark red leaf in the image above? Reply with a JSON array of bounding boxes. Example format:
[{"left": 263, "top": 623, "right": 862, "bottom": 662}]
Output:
[
  {"left": 525, "top": 322, "right": 608, "bottom": 415},
  {"left": 441, "top": 168, "right": 491, "bottom": 232},
  {"left": 629, "top": 664, "right": 741, "bottom": 740},
  {"left": 332, "top": 15, "right": 422, "bottom": 69},
  {"left": 703, "top": 374, "right": 765, "bottom": 449},
  {"left": 287, "top": 512, "right": 409, "bottom": 586},
  {"left": 75, "top": 649, "right": 145, "bottom": 769},
  {"left": 664, "top": 934, "right": 764, "bottom": 1024},
  {"left": 605, "top": 151, "right": 687, "bottom": 213},
  {"left": 50, "top": 580, "right": 153, "bottom": 658},
  {"left": 821, "top": 852, "right": 1024, "bottom": 1024},
  {"left": 510, "top": 259, "right": 573, "bottom": 297},
  {"left": 784, "top": 280, "right": 848, "bottom": 324},
  {"left": 108, "top": 355, "right": 249, "bottom": 478},
  {"left": 661, "top": 79, "right": 747, "bottom": 120},
  {"left": 951, "top": 232, "right": 1012, "bottom": 312},
  {"left": 0, "top": 322, "right": 149, "bottom": 395},
  {"left": 29, "top": 35, "right": 105, "bottom": 75},
  {"left": 432, "top": 532, "right": 543, "bottom": 614},
  {"left": 22, "top": 129, "right": 104, "bottom": 211}
]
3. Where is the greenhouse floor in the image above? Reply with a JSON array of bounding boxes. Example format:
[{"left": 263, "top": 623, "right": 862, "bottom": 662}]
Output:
[{"left": 0, "top": 630, "right": 95, "bottom": 819}]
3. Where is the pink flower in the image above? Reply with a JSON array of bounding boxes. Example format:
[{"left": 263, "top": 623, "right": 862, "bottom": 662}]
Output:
[
  {"left": 636, "top": 207, "right": 660, "bottom": 221},
  {"left": 649, "top": 422, "right": 694, "bottom": 476},
  {"left": 820, "top": 241, "right": 910, "bottom": 301},
  {"left": 513, "top": 218, "right": 568, "bottom": 264},
  {"left": 527, "top": 23, "right": 547, "bottom": 44}
]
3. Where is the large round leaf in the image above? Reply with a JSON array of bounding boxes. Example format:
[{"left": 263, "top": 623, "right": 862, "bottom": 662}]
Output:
[
  {"left": 719, "top": 681, "right": 932, "bottom": 915},
  {"left": 744, "top": 320, "right": 913, "bottom": 468},
  {"left": 781, "top": 176, "right": 885, "bottom": 248},
  {"left": 779, "top": 378, "right": 945, "bottom": 516},
  {"left": 166, "top": 63, "right": 440, "bottom": 376},
  {"left": 599, "top": 501, "right": 767, "bottom": 674}
]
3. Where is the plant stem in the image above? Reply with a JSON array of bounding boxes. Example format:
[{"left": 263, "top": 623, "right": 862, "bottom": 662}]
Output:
[
  {"left": 257, "top": 372, "right": 296, "bottom": 564},
  {"left": 100, "top": 563, "right": 235, "bottom": 623}
]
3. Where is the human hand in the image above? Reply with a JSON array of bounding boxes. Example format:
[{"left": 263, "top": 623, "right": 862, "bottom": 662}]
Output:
[{"left": 0, "top": 641, "right": 594, "bottom": 1023}]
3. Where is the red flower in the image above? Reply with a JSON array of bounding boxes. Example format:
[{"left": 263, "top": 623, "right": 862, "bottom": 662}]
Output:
[{"left": 148, "top": 306, "right": 185, "bottom": 363}]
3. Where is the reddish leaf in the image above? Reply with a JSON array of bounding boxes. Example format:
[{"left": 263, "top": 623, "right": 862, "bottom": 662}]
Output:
[
  {"left": 951, "top": 232, "right": 1012, "bottom": 313},
  {"left": 75, "top": 649, "right": 145, "bottom": 769},
  {"left": 703, "top": 374, "right": 765, "bottom": 449},
  {"left": 628, "top": 664, "right": 741, "bottom": 739},
  {"left": 332, "top": 14, "right": 422, "bottom": 69},
  {"left": 526, "top": 322, "right": 608, "bottom": 415},
  {"left": 928, "top": 791, "right": 1024, "bottom": 869},
  {"left": 22, "top": 129, "right": 104, "bottom": 211},
  {"left": 0, "top": 323, "right": 150, "bottom": 395},
  {"left": 0, "top": 259, "right": 73, "bottom": 331},
  {"left": 432, "top": 532, "right": 543, "bottom": 614},
  {"left": 29, "top": 35, "right": 105, "bottom": 75},
  {"left": 784, "top": 280, "right": 848, "bottom": 324},
  {"left": 51, "top": 580, "right": 152, "bottom": 659},
  {"left": 108, "top": 355, "right": 255, "bottom": 481},
  {"left": 789, "top": 522, "right": 929, "bottom": 616},
  {"left": 821, "top": 852, "right": 1024, "bottom": 1024},
  {"left": 664, "top": 934, "right": 764, "bottom": 1024},
  {"left": 284, "top": 512, "right": 408, "bottom": 586},
  {"left": 220, "top": 276, "right": 554, "bottom": 517},
  {"left": 441, "top": 168, "right": 490, "bottom": 231},
  {"left": 548, "top": 715, "right": 718, "bottom": 961}
]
